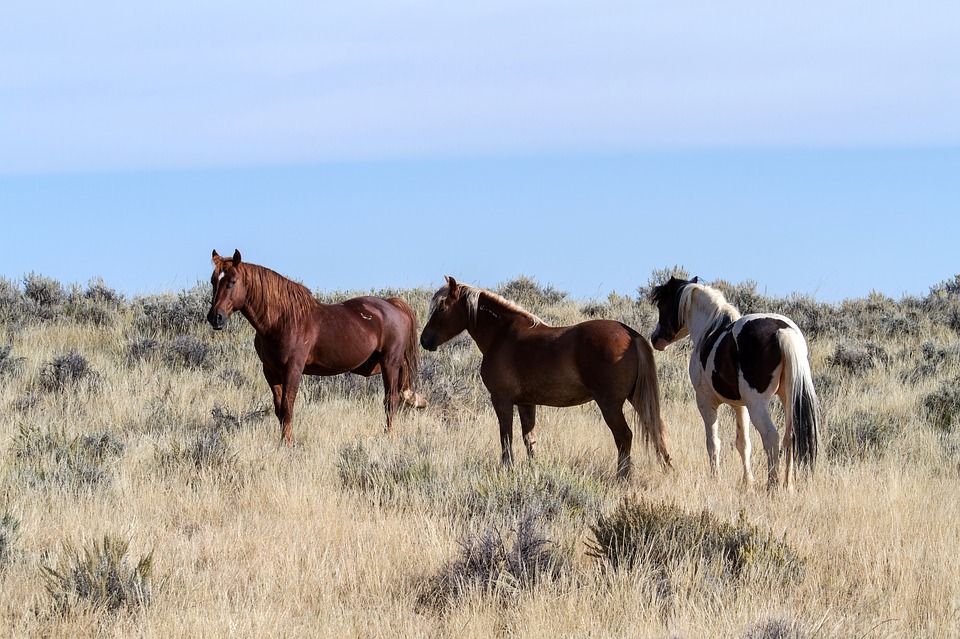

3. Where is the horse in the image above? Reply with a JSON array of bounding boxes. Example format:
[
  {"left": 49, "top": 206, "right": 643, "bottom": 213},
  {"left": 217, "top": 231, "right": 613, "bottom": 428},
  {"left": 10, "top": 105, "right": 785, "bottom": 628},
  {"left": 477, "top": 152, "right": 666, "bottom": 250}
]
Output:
[
  {"left": 420, "top": 276, "right": 671, "bottom": 478},
  {"left": 649, "top": 276, "right": 820, "bottom": 490},
  {"left": 207, "top": 250, "right": 426, "bottom": 445}
]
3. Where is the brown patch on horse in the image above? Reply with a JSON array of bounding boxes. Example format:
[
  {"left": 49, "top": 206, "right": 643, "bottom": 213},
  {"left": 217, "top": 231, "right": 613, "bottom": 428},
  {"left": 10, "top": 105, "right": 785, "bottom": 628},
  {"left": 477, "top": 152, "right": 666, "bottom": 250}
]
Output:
[
  {"left": 711, "top": 330, "right": 741, "bottom": 401},
  {"left": 738, "top": 317, "right": 790, "bottom": 393}
]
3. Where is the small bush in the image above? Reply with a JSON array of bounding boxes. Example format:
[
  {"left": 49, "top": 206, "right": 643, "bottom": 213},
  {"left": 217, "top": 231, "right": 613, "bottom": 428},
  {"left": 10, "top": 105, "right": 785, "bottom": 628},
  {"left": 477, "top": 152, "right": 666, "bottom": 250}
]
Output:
[
  {"left": 164, "top": 335, "right": 211, "bottom": 370},
  {"left": 420, "top": 507, "right": 568, "bottom": 610},
  {"left": 43, "top": 536, "right": 157, "bottom": 614},
  {"left": 587, "top": 499, "right": 803, "bottom": 583},
  {"left": 827, "top": 409, "right": 903, "bottom": 462},
  {"left": 0, "top": 344, "right": 26, "bottom": 379},
  {"left": 828, "top": 340, "right": 890, "bottom": 373},
  {"left": 742, "top": 617, "right": 807, "bottom": 639},
  {"left": 134, "top": 284, "right": 209, "bottom": 336},
  {"left": 23, "top": 272, "right": 64, "bottom": 308},
  {"left": 454, "top": 463, "right": 606, "bottom": 523},
  {"left": 127, "top": 337, "right": 161, "bottom": 363},
  {"left": 922, "top": 376, "right": 960, "bottom": 433},
  {"left": 12, "top": 426, "right": 124, "bottom": 493},
  {"left": 40, "top": 350, "right": 101, "bottom": 393},
  {"left": 497, "top": 275, "right": 568, "bottom": 308},
  {"left": 210, "top": 403, "right": 268, "bottom": 432},
  {"left": 0, "top": 512, "right": 21, "bottom": 569}
]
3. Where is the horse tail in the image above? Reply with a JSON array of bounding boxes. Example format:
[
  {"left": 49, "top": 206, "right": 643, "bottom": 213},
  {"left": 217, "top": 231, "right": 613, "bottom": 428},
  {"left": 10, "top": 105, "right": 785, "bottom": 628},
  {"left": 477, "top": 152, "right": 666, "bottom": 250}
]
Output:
[
  {"left": 778, "top": 328, "right": 820, "bottom": 470},
  {"left": 631, "top": 337, "right": 672, "bottom": 468},
  {"left": 387, "top": 297, "right": 426, "bottom": 407}
]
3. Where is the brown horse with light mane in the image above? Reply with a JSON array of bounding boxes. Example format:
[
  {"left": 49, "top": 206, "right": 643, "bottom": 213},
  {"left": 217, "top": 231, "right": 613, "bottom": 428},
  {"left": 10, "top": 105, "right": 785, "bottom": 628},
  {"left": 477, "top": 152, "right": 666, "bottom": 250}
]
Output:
[
  {"left": 420, "top": 276, "right": 670, "bottom": 478},
  {"left": 207, "top": 250, "right": 426, "bottom": 444}
]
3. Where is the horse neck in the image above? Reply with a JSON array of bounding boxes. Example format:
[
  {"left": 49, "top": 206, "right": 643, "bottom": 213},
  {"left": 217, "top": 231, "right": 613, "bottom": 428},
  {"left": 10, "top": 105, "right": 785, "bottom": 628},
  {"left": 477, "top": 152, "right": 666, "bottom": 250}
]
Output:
[
  {"left": 684, "top": 287, "right": 740, "bottom": 349},
  {"left": 238, "top": 265, "right": 313, "bottom": 338},
  {"left": 465, "top": 292, "right": 534, "bottom": 353}
]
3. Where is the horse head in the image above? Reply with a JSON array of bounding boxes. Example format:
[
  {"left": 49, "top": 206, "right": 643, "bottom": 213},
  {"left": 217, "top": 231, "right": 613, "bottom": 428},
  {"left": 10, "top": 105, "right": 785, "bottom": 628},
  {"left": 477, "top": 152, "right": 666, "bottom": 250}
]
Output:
[
  {"left": 420, "top": 275, "right": 470, "bottom": 351},
  {"left": 649, "top": 275, "right": 697, "bottom": 350},
  {"left": 208, "top": 249, "right": 246, "bottom": 330}
]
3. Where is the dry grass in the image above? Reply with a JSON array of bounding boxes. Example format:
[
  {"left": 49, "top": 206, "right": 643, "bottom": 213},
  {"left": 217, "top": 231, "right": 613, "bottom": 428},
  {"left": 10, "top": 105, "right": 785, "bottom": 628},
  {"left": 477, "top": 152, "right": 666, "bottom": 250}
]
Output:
[{"left": 0, "top": 275, "right": 959, "bottom": 637}]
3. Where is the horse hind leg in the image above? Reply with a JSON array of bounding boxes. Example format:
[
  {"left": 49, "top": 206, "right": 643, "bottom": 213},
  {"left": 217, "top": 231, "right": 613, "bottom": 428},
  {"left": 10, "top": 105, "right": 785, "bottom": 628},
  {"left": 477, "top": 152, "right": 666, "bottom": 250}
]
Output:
[
  {"left": 518, "top": 404, "right": 536, "bottom": 458},
  {"left": 596, "top": 399, "right": 633, "bottom": 479},
  {"left": 746, "top": 400, "right": 781, "bottom": 490},
  {"left": 379, "top": 357, "right": 403, "bottom": 434}
]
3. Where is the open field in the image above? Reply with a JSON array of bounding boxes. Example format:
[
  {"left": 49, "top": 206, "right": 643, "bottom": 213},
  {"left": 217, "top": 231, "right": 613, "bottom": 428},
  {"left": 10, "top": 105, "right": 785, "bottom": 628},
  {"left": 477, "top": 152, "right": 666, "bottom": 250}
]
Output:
[{"left": 1, "top": 273, "right": 959, "bottom": 638}]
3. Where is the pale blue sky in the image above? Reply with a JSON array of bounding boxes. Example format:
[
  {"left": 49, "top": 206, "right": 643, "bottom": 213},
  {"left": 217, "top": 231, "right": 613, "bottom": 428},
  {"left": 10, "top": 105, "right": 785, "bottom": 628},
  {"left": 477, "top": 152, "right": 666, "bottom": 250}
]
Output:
[{"left": 1, "top": 2, "right": 958, "bottom": 301}]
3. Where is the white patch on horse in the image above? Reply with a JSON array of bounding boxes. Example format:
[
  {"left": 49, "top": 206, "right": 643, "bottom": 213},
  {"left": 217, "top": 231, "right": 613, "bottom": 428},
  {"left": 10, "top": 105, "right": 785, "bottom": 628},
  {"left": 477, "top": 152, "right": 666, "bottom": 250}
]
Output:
[
  {"left": 360, "top": 312, "right": 372, "bottom": 320},
  {"left": 218, "top": 272, "right": 225, "bottom": 282}
]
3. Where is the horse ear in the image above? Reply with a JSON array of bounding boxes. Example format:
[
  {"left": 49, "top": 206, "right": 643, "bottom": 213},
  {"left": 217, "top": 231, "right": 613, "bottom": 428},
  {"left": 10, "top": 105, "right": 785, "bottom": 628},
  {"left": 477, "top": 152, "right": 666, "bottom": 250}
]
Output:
[
  {"left": 212, "top": 250, "right": 221, "bottom": 266},
  {"left": 232, "top": 250, "right": 242, "bottom": 266},
  {"left": 445, "top": 276, "right": 460, "bottom": 299},
  {"left": 691, "top": 276, "right": 699, "bottom": 284}
]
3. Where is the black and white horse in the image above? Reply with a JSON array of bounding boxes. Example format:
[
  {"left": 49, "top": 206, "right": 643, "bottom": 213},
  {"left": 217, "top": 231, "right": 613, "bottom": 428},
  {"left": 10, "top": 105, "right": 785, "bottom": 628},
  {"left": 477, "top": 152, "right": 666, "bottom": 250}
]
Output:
[{"left": 649, "top": 277, "right": 820, "bottom": 490}]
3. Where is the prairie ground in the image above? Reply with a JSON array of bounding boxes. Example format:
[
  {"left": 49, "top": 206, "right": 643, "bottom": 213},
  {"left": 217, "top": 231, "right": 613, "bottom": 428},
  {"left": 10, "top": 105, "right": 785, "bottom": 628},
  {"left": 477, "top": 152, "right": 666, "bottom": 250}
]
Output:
[{"left": 1, "top": 274, "right": 959, "bottom": 638}]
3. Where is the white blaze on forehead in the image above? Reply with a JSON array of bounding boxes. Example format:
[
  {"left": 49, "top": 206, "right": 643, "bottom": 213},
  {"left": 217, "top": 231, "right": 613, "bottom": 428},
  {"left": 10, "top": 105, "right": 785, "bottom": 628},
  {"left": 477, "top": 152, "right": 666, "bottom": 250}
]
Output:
[{"left": 218, "top": 272, "right": 225, "bottom": 282}]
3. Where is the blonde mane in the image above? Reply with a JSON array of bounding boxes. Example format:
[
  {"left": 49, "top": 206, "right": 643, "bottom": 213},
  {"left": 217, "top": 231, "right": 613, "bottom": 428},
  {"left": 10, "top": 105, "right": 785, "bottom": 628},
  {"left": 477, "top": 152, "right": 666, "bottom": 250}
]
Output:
[
  {"left": 679, "top": 283, "right": 741, "bottom": 336},
  {"left": 431, "top": 282, "right": 545, "bottom": 328}
]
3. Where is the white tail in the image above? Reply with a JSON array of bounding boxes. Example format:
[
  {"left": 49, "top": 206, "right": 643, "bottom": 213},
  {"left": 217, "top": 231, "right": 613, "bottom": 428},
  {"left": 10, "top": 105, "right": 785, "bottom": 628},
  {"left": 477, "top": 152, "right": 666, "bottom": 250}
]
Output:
[{"left": 778, "top": 329, "right": 821, "bottom": 469}]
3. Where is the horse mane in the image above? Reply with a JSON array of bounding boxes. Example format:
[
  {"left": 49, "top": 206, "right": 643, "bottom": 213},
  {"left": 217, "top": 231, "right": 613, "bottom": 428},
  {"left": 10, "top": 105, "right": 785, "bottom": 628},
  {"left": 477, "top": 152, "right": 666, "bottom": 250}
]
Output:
[
  {"left": 240, "top": 262, "right": 319, "bottom": 329},
  {"left": 432, "top": 282, "right": 545, "bottom": 328},
  {"left": 680, "top": 283, "right": 741, "bottom": 334}
]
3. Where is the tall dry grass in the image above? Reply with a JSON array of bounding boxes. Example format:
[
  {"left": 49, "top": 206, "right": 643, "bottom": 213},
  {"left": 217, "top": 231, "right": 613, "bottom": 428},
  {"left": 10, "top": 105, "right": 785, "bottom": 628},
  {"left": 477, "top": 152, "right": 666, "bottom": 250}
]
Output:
[{"left": 0, "top": 273, "right": 958, "bottom": 638}]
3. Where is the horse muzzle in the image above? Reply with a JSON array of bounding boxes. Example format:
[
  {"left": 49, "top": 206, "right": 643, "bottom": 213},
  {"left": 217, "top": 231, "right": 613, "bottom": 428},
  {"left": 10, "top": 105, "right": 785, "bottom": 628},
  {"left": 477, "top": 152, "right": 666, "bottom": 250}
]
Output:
[
  {"left": 208, "top": 309, "right": 228, "bottom": 331},
  {"left": 419, "top": 332, "right": 438, "bottom": 351}
]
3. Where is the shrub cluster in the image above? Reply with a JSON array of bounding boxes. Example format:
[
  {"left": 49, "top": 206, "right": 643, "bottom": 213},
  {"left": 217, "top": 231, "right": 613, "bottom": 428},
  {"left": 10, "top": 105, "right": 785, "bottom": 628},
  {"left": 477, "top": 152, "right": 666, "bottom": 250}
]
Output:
[
  {"left": 419, "top": 506, "right": 568, "bottom": 611},
  {"left": 12, "top": 426, "right": 124, "bottom": 494},
  {"left": 587, "top": 498, "right": 803, "bottom": 583},
  {"left": 42, "top": 536, "right": 157, "bottom": 615},
  {"left": 39, "top": 350, "right": 102, "bottom": 394},
  {"left": 922, "top": 376, "right": 960, "bottom": 433}
]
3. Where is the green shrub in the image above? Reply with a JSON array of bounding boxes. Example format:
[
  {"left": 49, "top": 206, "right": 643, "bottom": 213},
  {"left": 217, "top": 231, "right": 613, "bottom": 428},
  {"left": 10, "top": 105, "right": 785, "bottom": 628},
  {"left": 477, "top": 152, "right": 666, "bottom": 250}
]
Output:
[
  {"left": 828, "top": 340, "right": 890, "bottom": 373},
  {"left": 922, "top": 376, "right": 960, "bottom": 433},
  {"left": 587, "top": 498, "right": 803, "bottom": 583},
  {"left": 0, "top": 512, "right": 21, "bottom": 569},
  {"left": 133, "top": 284, "right": 209, "bottom": 336},
  {"left": 496, "top": 275, "right": 568, "bottom": 308},
  {"left": 419, "top": 507, "right": 568, "bottom": 611},
  {"left": 39, "top": 350, "right": 101, "bottom": 393},
  {"left": 453, "top": 463, "right": 606, "bottom": 523},
  {"left": 0, "top": 344, "right": 25, "bottom": 379},
  {"left": 42, "top": 536, "right": 157, "bottom": 614},
  {"left": 742, "top": 617, "right": 807, "bottom": 639},
  {"left": 827, "top": 409, "right": 903, "bottom": 462},
  {"left": 12, "top": 426, "right": 124, "bottom": 494}
]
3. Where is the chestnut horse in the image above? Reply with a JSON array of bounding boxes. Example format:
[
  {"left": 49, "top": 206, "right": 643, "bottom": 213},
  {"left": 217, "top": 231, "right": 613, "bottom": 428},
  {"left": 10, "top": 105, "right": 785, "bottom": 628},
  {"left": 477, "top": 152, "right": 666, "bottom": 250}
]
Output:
[
  {"left": 207, "top": 250, "right": 426, "bottom": 444},
  {"left": 420, "top": 276, "right": 670, "bottom": 478},
  {"left": 650, "top": 276, "right": 820, "bottom": 490}
]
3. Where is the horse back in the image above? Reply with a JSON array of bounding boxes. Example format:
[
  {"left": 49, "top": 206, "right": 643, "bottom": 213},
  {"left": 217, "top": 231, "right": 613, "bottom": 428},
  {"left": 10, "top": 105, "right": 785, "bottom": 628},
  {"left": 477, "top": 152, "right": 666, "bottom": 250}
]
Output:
[{"left": 483, "top": 318, "right": 643, "bottom": 406}]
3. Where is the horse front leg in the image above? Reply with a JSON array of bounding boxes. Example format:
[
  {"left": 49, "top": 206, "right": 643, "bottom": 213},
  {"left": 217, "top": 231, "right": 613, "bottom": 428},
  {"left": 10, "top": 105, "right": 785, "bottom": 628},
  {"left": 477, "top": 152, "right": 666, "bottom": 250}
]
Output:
[
  {"left": 733, "top": 405, "right": 755, "bottom": 486},
  {"left": 696, "top": 395, "right": 721, "bottom": 478},
  {"left": 518, "top": 404, "right": 537, "bottom": 458},
  {"left": 279, "top": 368, "right": 304, "bottom": 446},
  {"left": 491, "top": 397, "right": 515, "bottom": 468}
]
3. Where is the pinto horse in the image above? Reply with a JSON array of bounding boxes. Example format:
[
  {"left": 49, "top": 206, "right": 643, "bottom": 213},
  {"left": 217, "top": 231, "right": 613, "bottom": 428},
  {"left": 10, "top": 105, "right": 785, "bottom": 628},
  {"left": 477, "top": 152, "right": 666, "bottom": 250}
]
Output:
[
  {"left": 420, "top": 276, "right": 670, "bottom": 478},
  {"left": 207, "top": 250, "right": 426, "bottom": 444},
  {"left": 649, "top": 276, "right": 820, "bottom": 489}
]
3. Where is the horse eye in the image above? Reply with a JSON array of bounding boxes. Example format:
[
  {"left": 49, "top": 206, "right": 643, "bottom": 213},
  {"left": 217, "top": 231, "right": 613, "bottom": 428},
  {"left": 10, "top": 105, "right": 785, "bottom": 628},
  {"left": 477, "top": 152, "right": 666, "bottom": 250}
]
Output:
[{"left": 227, "top": 281, "right": 236, "bottom": 289}]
